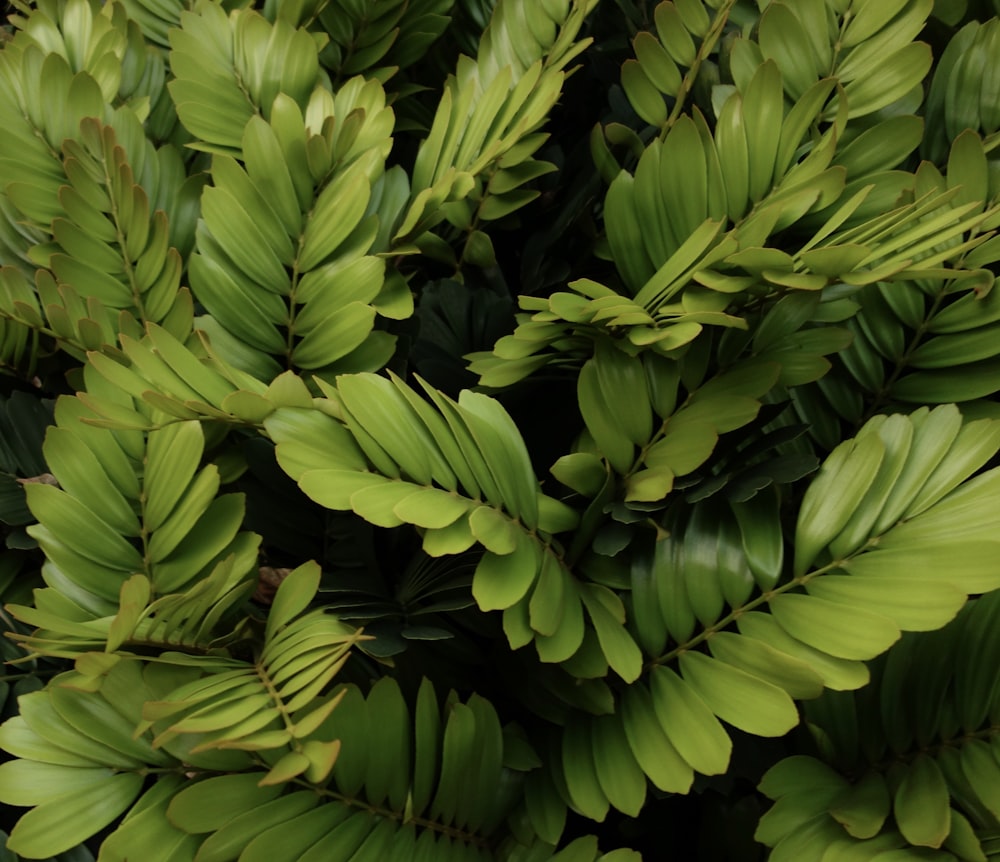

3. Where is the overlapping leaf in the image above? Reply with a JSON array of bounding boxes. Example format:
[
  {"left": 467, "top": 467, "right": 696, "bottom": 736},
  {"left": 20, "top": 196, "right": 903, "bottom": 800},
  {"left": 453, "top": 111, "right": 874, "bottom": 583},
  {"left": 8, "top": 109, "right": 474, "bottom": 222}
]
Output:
[
  {"left": 167, "top": 4, "right": 321, "bottom": 154},
  {"left": 315, "top": 0, "right": 453, "bottom": 77},
  {"left": 12, "top": 0, "right": 169, "bottom": 140},
  {"left": 5, "top": 377, "right": 260, "bottom": 659},
  {"left": 470, "top": 63, "right": 844, "bottom": 380},
  {"left": 1, "top": 0, "right": 999, "bottom": 859},
  {"left": 0, "top": 0, "right": 183, "bottom": 237},
  {"left": 0, "top": 661, "right": 183, "bottom": 858},
  {"left": 474, "top": 108, "right": 997, "bottom": 392},
  {"left": 923, "top": 18, "right": 1000, "bottom": 163},
  {"left": 0, "top": 43, "right": 85, "bottom": 225},
  {"left": 4, "top": 0, "right": 130, "bottom": 105},
  {"left": 163, "top": 674, "right": 625, "bottom": 861},
  {"left": 189, "top": 80, "right": 405, "bottom": 383},
  {"left": 0, "top": 550, "right": 631, "bottom": 861},
  {"left": 754, "top": 0, "right": 933, "bottom": 117},
  {"left": 621, "top": 0, "right": 736, "bottom": 131},
  {"left": 797, "top": 137, "right": 1000, "bottom": 432},
  {"left": 758, "top": 590, "right": 1000, "bottom": 860},
  {"left": 0, "top": 567, "right": 359, "bottom": 860},
  {"left": 118, "top": 0, "right": 185, "bottom": 47},
  {"left": 0, "top": 8, "right": 194, "bottom": 361},
  {"left": 542, "top": 405, "right": 1000, "bottom": 818},
  {"left": 139, "top": 563, "right": 362, "bottom": 765},
  {"left": 395, "top": 0, "right": 598, "bottom": 245},
  {"left": 265, "top": 372, "right": 650, "bottom": 681},
  {"left": 39, "top": 117, "right": 188, "bottom": 338},
  {"left": 570, "top": 345, "right": 780, "bottom": 498}
]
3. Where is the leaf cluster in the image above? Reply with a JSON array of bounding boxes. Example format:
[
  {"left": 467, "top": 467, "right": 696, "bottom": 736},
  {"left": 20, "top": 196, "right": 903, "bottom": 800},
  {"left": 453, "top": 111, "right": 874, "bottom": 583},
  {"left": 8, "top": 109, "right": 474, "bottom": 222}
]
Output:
[{"left": 1, "top": 0, "right": 1000, "bottom": 860}]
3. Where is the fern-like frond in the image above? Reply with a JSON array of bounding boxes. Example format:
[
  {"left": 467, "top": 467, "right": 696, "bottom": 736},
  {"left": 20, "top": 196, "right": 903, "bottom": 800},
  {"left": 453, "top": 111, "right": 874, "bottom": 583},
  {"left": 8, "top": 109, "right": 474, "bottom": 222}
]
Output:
[
  {"left": 314, "top": 0, "right": 454, "bottom": 78},
  {"left": 5, "top": 0, "right": 131, "bottom": 105},
  {"left": 0, "top": 566, "right": 360, "bottom": 859},
  {"left": 472, "top": 87, "right": 998, "bottom": 392},
  {"left": 262, "top": 373, "right": 652, "bottom": 681},
  {"left": 621, "top": 0, "right": 735, "bottom": 132},
  {"left": 163, "top": 672, "right": 633, "bottom": 861},
  {"left": 757, "top": 590, "right": 1000, "bottom": 859},
  {"left": 0, "top": 46, "right": 108, "bottom": 229},
  {"left": 752, "top": 0, "right": 933, "bottom": 117},
  {"left": 793, "top": 139, "right": 1000, "bottom": 439},
  {"left": 188, "top": 79, "right": 405, "bottom": 383},
  {"left": 394, "top": 0, "right": 598, "bottom": 248},
  {"left": 139, "top": 563, "right": 362, "bottom": 764},
  {"left": 78, "top": 323, "right": 279, "bottom": 427},
  {"left": 0, "top": 642, "right": 628, "bottom": 860},
  {"left": 166, "top": 3, "right": 321, "bottom": 155},
  {"left": 0, "top": 660, "right": 203, "bottom": 858},
  {"left": 569, "top": 345, "right": 784, "bottom": 502},
  {"left": 0, "top": 2, "right": 195, "bottom": 358},
  {"left": 41, "top": 117, "right": 188, "bottom": 331},
  {"left": 535, "top": 405, "right": 1000, "bottom": 820},
  {"left": 4, "top": 374, "right": 261, "bottom": 658},
  {"left": 923, "top": 18, "right": 1000, "bottom": 163}
]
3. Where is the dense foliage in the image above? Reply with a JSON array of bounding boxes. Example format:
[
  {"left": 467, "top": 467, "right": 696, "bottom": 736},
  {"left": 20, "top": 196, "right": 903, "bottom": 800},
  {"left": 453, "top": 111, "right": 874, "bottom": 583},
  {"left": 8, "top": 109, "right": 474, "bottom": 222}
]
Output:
[{"left": 1, "top": 0, "right": 1000, "bottom": 858}]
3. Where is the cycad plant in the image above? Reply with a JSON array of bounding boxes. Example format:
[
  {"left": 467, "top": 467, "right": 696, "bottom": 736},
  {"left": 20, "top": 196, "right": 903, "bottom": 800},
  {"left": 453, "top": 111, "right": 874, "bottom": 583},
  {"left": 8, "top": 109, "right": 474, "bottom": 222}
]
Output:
[{"left": 1, "top": 0, "right": 1000, "bottom": 858}]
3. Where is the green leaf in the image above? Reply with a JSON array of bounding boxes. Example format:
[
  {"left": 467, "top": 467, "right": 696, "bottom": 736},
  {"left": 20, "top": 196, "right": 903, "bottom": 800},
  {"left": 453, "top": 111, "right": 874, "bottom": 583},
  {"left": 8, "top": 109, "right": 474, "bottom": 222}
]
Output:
[
  {"left": 239, "top": 806, "right": 358, "bottom": 862},
  {"left": 842, "top": 43, "right": 932, "bottom": 119},
  {"left": 7, "top": 772, "right": 143, "bottom": 857},
  {"left": 167, "top": 774, "right": 282, "bottom": 833},
  {"left": 805, "top": 575, "right": 966, "bottom": 632},
  {"left": 393, "top": 488, "right": 471, "bottom": 529},
  {"left": 794, "top": 432, "right": 885, "bottom": 575},
  {"left": 893, "top": 755, "right": 951, "bottom": 848},
  {"left": 25, "top": 484, "right": 143, "bottom": 572},
  {"left": 534, "top": 584, "right": 586, "bottom": 663},
  {"left": 560, "top": 719, "right": 610, "bottom": 822},
  {"left": 830, "top": 771, "right": 892, "bottom": 839},
  {"left": 188, "top": 792, "right": 320, "bottom": 862},
  {"left": 730, "top": 491, "right": 784, "bottom": 589},
  {"left": 363, "top": 678, "right": 410, "bottom": 810},
  {"left": 472, "top": 530, "right": 540, "bottom": 611},
  {"left": 768, "top": 594, "right": 901, "bottom": 661},
  {"left": 529, "top": 551, "right": 568, "bottom": 637},
  {"left": 265, "top": 561, "right": 320, "bottom": 641},
  {"left": 579, "top": 584, "right": 642, "bottom": 683},
  {"left": 678, "top": 650, "right": 800, "bottom": 737},
  {"left": 469, "top": 506, "right": 521, "bottom": 556},
  {"left": 649, "top": 666, "right": 731, "bottom": 776},
  {"left": 893, "top": 360, "right": 1000, "bottom": 403},
  {"left": 707, "top": 632, "right": 824, "bottom": 700},
  {"left": 590, "top": 341, "right": 653, "bottom": 447},
  {"left": 959, "top": 739, "right": 1000, "bottom": 819},
  {"left": 621, "top": 59, "right": 667, "bottom": 126},
  {"left": 143, "top": 421, "right": 204, "bottom": 531},
  {"left": 620, "top": 683, "right": 693, "bottom": 794},
  {"left": 591, "top": 714, "right": 646, "bottom": 817},
  {"left": 843, "top": 541, "right": 1000, "bottom": 596},
  {"left": 0, "top": 762, "right": 114, "bottom": 806}
]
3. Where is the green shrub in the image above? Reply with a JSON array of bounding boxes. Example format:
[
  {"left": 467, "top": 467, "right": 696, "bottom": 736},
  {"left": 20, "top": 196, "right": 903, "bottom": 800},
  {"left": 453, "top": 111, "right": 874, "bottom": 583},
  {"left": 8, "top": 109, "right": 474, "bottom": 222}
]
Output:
[{"left": 1, "top": 0, "right": 1000, "bottom": 859}]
